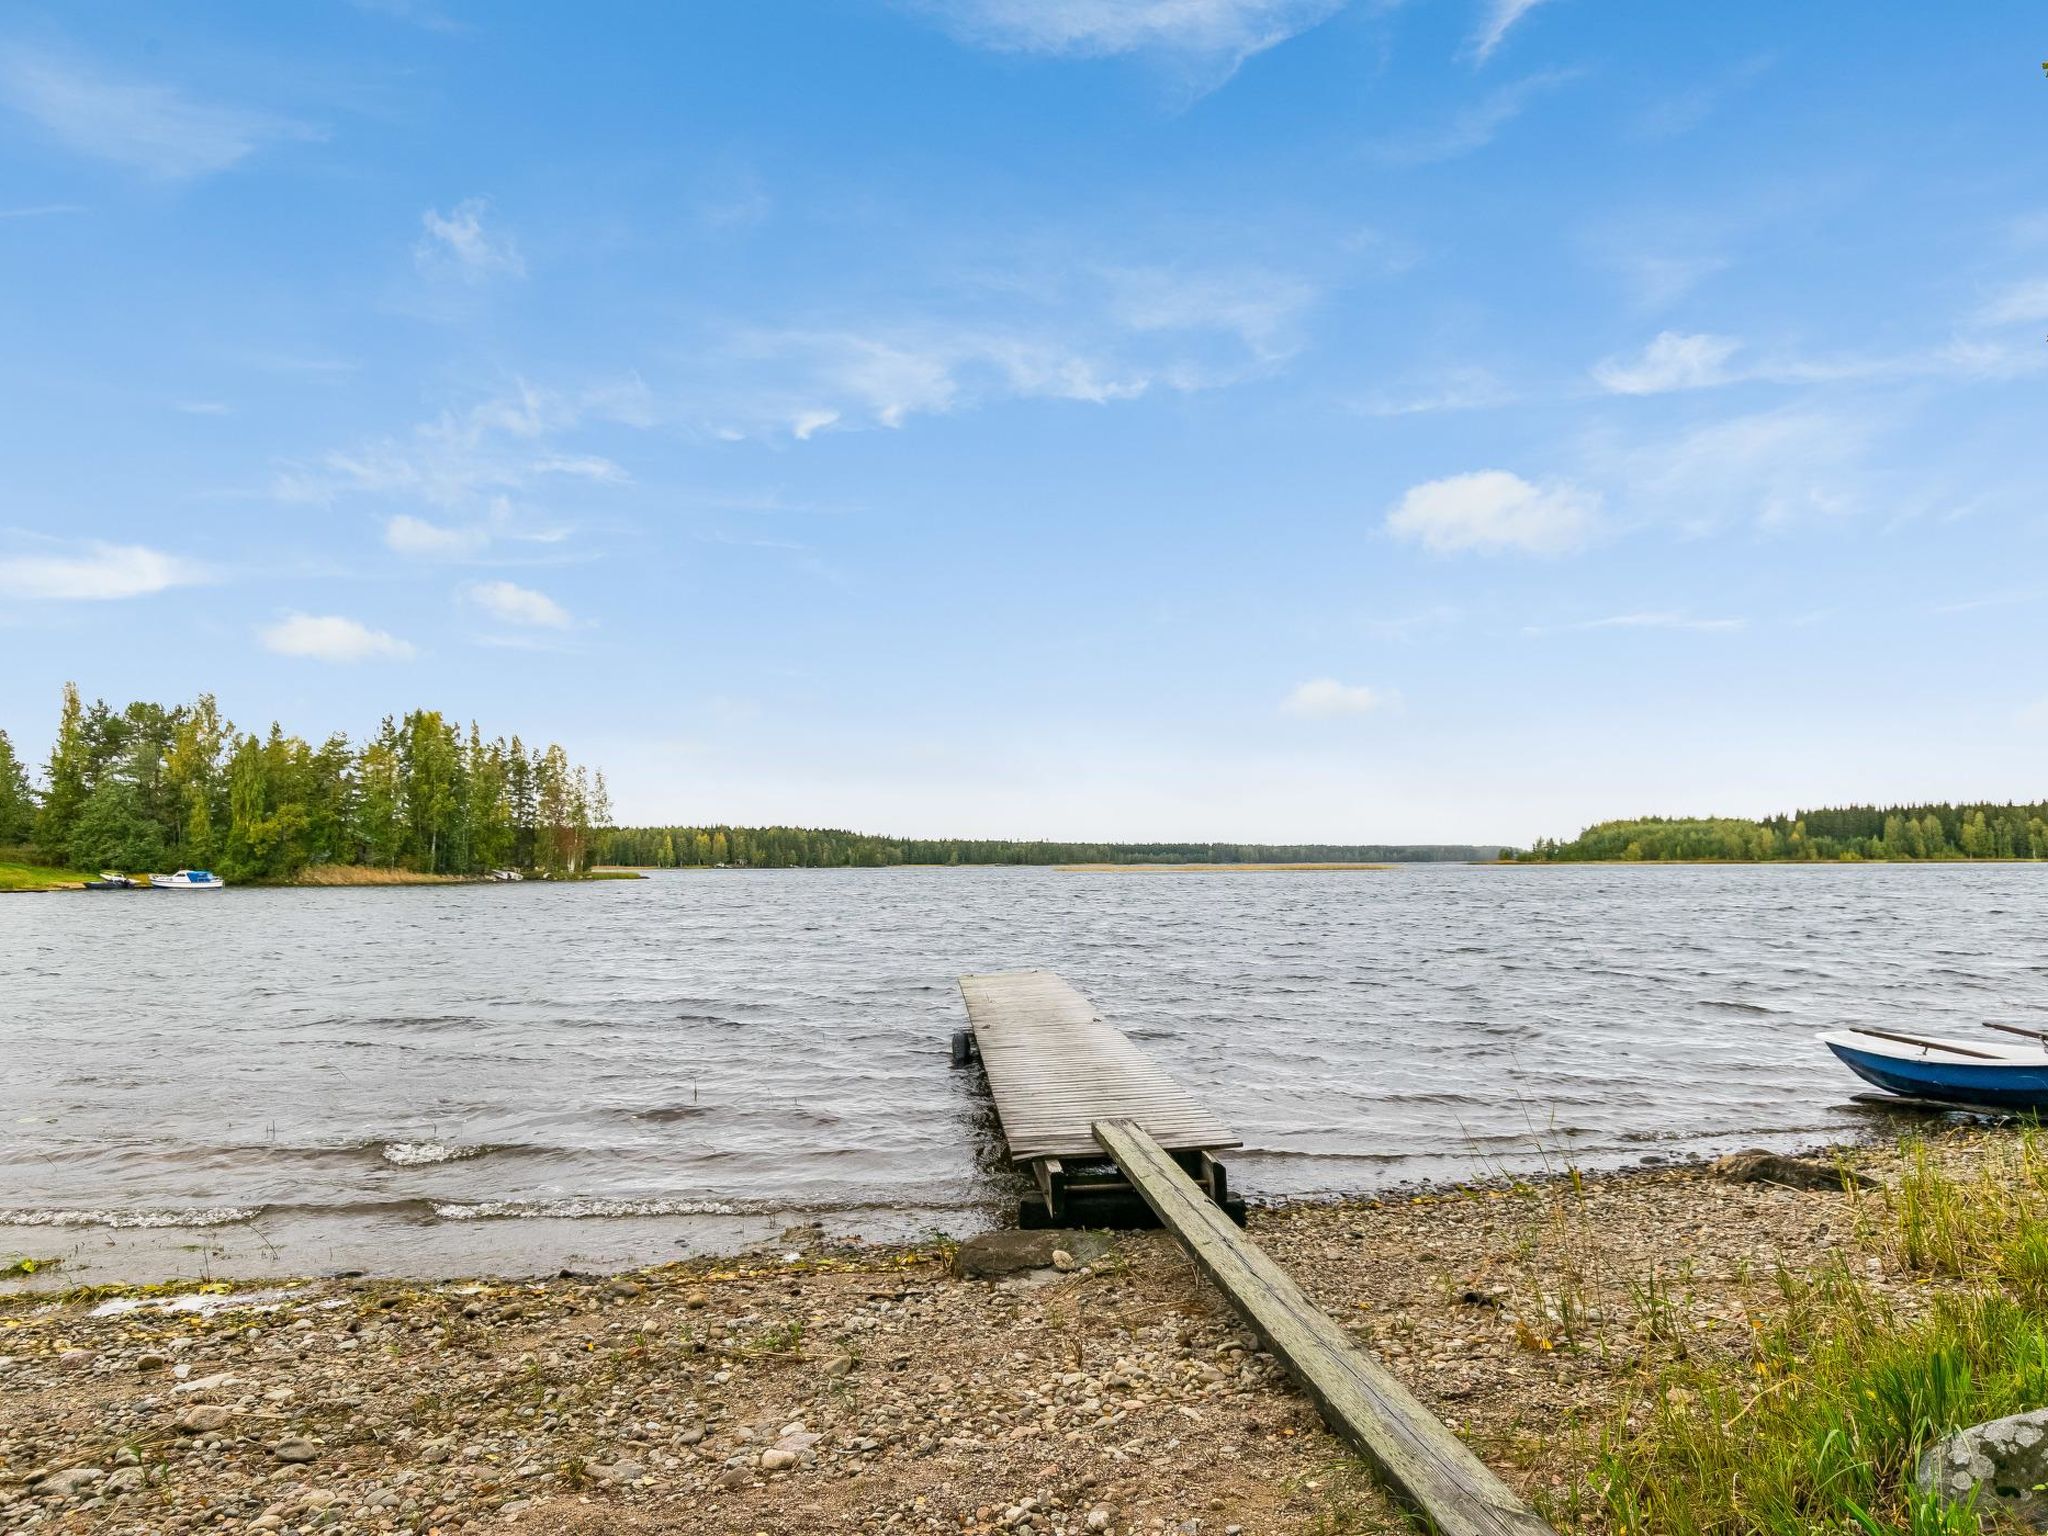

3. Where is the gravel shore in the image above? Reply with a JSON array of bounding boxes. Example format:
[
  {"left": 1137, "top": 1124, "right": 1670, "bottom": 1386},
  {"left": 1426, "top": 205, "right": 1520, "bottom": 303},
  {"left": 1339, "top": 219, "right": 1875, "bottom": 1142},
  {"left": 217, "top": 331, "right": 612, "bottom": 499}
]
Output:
[{"left": 0, "top": 1127, "right": 1981, "bottom": 1535}]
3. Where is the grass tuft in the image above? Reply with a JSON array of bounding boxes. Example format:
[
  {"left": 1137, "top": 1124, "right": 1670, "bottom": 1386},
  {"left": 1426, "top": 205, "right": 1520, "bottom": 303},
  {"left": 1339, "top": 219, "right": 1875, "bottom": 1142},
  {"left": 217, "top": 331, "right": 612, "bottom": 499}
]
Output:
[{"left": 1594, "top": 1133, "right": 2048, "bottom": 1534}]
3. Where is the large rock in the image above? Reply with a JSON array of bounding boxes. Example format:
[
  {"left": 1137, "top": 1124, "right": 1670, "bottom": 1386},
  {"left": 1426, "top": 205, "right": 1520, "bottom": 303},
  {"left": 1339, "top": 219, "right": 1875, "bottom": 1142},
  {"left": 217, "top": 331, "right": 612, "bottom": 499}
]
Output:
[
  {"left": 1917, "top": 1407, "right": 2048, "bottom": 1526},
  {"left": 950, "top": 1229, "right": 1114, "bottom": 1279},
  {"left": 1710, "top": 1149, "right": 1877, "bottom": 1192}
]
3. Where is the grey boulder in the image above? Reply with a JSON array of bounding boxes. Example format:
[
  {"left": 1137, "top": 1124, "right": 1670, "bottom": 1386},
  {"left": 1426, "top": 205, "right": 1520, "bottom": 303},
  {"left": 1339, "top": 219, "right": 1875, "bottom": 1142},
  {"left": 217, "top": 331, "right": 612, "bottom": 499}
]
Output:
[{"left": 1917, "top": 1407, "right": 2048, "bottom": 1527}]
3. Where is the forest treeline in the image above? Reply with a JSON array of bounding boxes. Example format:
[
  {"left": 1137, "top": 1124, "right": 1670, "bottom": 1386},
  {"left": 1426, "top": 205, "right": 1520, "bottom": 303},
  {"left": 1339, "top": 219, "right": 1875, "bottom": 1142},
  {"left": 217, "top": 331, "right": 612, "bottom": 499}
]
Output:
[
  {"left": 592, "top": 827, "right": 1497, "bottom": 868},
  {"left": 1515, "top": 803, "right": 2048, "bottom": 862},
  {"left": 0, "top": 684, "right": 608, "bottom": 882}
]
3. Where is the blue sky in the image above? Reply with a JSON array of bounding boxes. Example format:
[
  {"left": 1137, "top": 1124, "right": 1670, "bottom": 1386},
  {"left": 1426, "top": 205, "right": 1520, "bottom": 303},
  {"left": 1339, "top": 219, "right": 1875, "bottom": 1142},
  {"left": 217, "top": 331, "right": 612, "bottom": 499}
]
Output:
[{"left": 2, "top": 1, "right": 2044, "bottom": 844}]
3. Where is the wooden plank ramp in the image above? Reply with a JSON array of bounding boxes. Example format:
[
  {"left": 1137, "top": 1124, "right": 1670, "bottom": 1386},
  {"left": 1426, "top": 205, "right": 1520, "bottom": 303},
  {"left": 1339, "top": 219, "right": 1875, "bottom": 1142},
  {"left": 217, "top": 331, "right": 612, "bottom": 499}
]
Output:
[
  {"left": 959, "top": 969, "right": 1238, "bottom": 1162},
  {"left": 1095, "top": 1118, "right": 1559, "bottom": 1536}
]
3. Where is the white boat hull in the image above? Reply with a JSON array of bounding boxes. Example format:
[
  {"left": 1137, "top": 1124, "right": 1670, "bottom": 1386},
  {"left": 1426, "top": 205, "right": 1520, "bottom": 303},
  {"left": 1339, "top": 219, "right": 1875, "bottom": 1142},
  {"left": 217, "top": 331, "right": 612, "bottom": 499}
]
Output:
[{"left": 150, "top": 871, "right": 226, "bottom": 890}]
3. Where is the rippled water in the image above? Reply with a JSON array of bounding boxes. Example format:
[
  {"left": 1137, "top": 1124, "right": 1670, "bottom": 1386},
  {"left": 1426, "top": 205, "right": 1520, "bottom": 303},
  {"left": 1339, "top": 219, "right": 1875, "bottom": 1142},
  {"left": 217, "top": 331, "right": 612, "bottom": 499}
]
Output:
[{"left": 3, "top": 865, "right": 2043, "bottom": 1279}]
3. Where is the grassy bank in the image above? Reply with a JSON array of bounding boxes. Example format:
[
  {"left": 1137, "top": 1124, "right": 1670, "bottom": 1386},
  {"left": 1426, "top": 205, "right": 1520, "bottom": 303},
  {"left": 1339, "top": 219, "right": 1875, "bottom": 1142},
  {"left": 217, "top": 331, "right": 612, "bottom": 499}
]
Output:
[
  {"left": 1586, "top": 1133, "right": 2048, "bottom": 1535},
  {"left": 0, "top": 859, "right": 97, "bottom": 892},
  {"left": 289, "top": 864, "right": 468, "bottom": 886}
]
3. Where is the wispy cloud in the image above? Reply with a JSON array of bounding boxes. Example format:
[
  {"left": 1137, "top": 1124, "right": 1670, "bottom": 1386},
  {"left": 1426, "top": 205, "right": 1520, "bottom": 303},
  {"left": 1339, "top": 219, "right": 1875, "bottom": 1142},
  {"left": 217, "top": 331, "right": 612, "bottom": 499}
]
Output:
[
  {"left": 1633, "top": 53, "right": 1774, "bottom": 139},
  {"left": 1976, "top": 278, "right": 2048, "bottom": 327},
  {"left": 0, "top": 48, "right": 315, "bottom": 179},
  {"left": 712, "top": 262, "right": 1319, "bottom": 439},
  {"left": 416, "top": 198, "right": 526, "bottom": 281},
  {"left": 1589, "top": 404, "right": 1873, "bottom": 533},
  {"left": 1354, "top": 366, "right": 1513, "bottom": 416},
  {"left": 1369, "top": 70, "right": 1579, "bottom": 165},
  {"left": 1468, "top": 0, "right": 1552, "bottom": 64},
  {"left": 1525, "top": 611, "right": 1746, "bottom": 636},
  {"left": 0, "top": 202, "right": 84, "bottom": 220},
  {"left": 260, "top": 613, "right": 414, "bottom": 662},
  {"left": 1386, "top": 470, "right": 1596, "bottom": 555},
  {"left": 279, "top": 380, "right": 644, "bottom": 535},
  {"left": 915, "top": 0, "right": 1345, "bottom": 71},
  {"left": 1592, "top": 331, "right": 1741, "bottom": 395},
  {"left": 1281, "top": 678, "right": 1391, "bottom": 717},
  {"left": 0, "top": 540, "right": 208, "bottom": 600},
  {"left": 462, "top": 579, "right": 572, "bottom": 629}
]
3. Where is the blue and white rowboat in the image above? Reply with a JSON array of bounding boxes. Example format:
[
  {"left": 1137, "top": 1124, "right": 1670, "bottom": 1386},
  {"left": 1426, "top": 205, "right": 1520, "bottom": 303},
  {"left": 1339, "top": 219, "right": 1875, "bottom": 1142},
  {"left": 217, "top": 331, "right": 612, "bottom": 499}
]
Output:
[{"left": 1821, "top": 1028, "right": 2048, "bottom": 1111}]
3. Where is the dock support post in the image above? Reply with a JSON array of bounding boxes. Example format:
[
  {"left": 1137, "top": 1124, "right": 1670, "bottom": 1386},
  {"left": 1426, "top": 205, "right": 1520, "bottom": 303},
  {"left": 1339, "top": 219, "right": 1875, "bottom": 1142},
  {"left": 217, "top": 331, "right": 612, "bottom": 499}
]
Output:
[{"left": 1093, "top": 1118, "right": 1558, "bottom": 1536}]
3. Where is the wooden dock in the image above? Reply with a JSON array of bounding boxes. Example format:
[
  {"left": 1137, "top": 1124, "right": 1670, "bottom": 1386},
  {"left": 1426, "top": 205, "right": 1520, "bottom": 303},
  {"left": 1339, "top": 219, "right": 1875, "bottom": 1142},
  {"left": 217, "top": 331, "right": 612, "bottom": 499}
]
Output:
[
  {"left": 951, "top": 969, "right": 1553, "bottom": 1533},
  {"left": 957, "top": 969, "right": 1240, "bottom": 1225},
  {"left": 1096, "top": 1118, "right": 1559, "bottom": 1536}
]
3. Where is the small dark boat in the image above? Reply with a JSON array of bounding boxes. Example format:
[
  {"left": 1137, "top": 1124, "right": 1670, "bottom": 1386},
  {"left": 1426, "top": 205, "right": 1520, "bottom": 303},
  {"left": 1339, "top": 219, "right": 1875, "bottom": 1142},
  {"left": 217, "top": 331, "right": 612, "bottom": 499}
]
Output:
[
  {"left": 1822, "top": 1027, "right": 2048, "bottom": 1111},
  {"left": 83, "top": 872, "right": 139, "bottom": 890}
]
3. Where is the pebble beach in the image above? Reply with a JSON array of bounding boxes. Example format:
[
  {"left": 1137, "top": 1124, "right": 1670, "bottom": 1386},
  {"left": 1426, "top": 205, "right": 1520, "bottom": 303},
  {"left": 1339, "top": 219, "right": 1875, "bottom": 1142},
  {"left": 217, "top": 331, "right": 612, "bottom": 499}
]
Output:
[{"left": 0, "top": 1126, "right": 1982, "bottom": 1536}]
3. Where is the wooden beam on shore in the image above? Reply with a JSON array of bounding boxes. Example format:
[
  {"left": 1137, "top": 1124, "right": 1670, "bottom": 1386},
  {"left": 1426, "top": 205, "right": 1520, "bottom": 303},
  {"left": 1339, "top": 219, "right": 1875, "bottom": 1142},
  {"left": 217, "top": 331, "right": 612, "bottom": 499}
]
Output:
[{"left": 1093, "top": 1117, "right": 1558, "bottom": 1536}]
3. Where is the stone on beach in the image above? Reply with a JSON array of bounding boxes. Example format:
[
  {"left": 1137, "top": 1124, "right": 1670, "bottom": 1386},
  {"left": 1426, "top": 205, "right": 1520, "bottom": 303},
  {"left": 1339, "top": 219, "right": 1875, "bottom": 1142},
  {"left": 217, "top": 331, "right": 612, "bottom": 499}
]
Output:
[
  {"left": 950, "top": 1228, "right": 1113, "bottom": 1279},
  {"left": 1917, "top": 1407, "right": 2048, "bottom": 1527},
  {"left": 1709, "top": 1148, "right": 1877, "bottom": 1191}
]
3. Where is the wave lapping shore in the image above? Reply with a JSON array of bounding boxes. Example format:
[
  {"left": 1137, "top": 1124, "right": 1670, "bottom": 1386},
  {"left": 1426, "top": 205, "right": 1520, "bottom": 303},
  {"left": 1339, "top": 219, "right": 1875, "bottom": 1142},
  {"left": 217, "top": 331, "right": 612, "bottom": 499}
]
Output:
[{"left": 1, "top": 1129, "right": 2018, "bottom": 1535}]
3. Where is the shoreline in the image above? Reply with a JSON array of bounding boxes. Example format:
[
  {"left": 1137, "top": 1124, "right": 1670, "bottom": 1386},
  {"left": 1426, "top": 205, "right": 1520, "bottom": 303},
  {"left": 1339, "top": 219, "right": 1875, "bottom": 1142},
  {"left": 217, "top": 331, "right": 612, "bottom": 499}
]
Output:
[
  {"left": 0, "top": 1112, "right": 1920, "bottom": 1295},
  {"left": 0, "top": 1126, "right": 2016, "bottom": 1534}
]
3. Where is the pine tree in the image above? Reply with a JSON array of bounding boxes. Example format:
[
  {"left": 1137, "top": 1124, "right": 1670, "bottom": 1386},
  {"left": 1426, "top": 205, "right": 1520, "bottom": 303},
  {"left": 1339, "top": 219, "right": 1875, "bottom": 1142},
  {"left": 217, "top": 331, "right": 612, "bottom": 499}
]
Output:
[
  {"left": 0, "top": 728, "right": 36, "bottom": 845},
  {"left": 35, "top": 682, "right": 89, "bottom": 864}
]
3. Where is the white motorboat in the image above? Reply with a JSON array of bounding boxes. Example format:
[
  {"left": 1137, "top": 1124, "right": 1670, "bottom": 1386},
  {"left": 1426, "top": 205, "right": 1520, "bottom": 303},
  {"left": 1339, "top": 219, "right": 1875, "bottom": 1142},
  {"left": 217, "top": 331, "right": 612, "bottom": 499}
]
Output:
[{"left": 150, "top": 869, "right": 226, "bottom": 890}]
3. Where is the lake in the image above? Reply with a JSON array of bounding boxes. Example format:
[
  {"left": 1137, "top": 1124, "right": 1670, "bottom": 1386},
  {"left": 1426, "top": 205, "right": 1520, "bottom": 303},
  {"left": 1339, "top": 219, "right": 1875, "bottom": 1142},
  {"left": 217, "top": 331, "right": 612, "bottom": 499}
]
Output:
[{"left": 3, "top": 863, "right": 2041, "bottom": 1281}]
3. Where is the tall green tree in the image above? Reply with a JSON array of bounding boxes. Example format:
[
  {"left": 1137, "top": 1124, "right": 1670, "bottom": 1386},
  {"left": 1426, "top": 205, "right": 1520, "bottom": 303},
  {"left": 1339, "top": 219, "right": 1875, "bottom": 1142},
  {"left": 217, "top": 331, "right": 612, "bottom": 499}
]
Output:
[
  {"left": 34, "top": 683, "right": 89, "bottom": 864},
  {"left": 0, "top": 728, "right": 39, "bottom": 845}
]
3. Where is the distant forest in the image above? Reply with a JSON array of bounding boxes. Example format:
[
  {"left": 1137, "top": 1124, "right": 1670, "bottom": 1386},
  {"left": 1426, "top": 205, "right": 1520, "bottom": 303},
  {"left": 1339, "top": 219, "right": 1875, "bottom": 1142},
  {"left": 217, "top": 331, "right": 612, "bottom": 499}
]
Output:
[
  {"left": 593, "top": 826, "right": 1499, "bottom": 868},
  {"left": 1516, "top": 804, "right": 2048, "bottom": 862},
  {"left": 0, "top": 684, "right": 608, "bottom": 882}
]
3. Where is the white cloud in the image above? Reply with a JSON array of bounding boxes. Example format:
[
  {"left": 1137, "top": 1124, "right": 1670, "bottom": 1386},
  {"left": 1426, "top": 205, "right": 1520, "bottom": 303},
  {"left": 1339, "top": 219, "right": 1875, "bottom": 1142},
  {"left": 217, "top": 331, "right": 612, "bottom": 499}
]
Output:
[
  {"left": 918, "top": 0, "right": 1344, "bottom": 65},
  {"left": 1281, "top": 679, "right": 1389, "bottom": 717},
  {"left": 260, "top": 613, "right": 414, "bottom": 662},
  {"left": 415, "top": 198, "right": 526, "bottom": 280},
  {"left": 1592, "top": 331, "right": 1741, "bottom": 395},
  {"left": 0, "top": 541, "right": 206, "bottom": 600},
  {"left": 1468, "top": 0, "right": 1551, "bottom": 63},
  {"left": 1386, "top": 470, "right": 1596, "bottom": 555},
  {"left": 1370, "top": 70, "right": 1579, "bottom": 165},
  {"left": 384, "top": 514, "right": 491, "bottom": 558},
  {"left": 463, "top": 579, "right": 572, "bottom": 629},
  {"left": 0, "top": 49, "right": 313, "bottom": 179},
  {"left": 1976, "top": 278, "right": 2048, "bottom": 327}
]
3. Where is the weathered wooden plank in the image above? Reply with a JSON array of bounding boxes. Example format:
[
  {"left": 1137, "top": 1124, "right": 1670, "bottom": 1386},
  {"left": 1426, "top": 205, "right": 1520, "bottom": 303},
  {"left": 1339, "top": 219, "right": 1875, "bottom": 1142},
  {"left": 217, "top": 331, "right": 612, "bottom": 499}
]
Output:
[
  {"left": 959, "top": 970, "right": 1238, "bottom": 1161},
  {"left": 1094, "top": 1118, "right": 1558, "bottom": 1536}
]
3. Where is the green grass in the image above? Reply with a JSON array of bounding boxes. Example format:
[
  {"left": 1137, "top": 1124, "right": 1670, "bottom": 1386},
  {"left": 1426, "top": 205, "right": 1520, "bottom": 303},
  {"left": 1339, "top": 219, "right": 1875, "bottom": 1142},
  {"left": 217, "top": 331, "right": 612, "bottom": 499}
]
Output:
[
  {"left": 0, "top": 859, "right": 99, "bottom": 891},
  {"left": 1588, "top": 1131, "right": 2048, "bottom": 1535}
]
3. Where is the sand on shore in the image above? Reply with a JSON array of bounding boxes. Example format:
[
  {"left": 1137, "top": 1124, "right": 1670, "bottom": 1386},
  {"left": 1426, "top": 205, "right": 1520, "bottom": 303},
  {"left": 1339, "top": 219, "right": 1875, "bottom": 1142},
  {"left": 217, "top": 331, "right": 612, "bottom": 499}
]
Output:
[{"left": 0, "top": 1129, "right": 1984, "bottom": 1535}]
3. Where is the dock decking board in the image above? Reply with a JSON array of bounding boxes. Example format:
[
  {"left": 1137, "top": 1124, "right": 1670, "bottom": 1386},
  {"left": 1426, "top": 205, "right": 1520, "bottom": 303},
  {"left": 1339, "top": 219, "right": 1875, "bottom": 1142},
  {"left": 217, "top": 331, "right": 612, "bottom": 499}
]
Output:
[{"left": 958, "top": 969, "right": 1240, "bottom": 1163}]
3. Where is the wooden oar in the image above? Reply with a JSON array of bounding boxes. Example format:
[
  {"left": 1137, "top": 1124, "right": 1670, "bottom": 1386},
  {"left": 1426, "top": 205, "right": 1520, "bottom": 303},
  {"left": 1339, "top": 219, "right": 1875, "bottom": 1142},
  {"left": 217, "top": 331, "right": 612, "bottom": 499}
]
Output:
[
  {"left": 1983, "top": 1022, "right": 2048, "bottom": 1047},
  {"left": 1846, "top": 1026, "right": 2001, "bottom": 1060}
]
